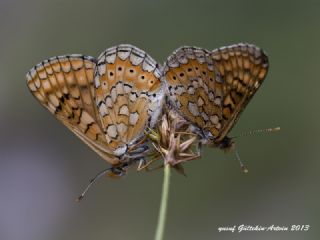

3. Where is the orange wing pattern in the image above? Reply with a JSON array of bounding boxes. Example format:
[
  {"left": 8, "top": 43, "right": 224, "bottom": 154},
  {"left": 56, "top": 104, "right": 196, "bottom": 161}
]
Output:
[
  {"left": 210, "top": 43, "right": 269, "bottom": 141},
  {"left": 26, "top": 55, "right": 118, "bottom": 164},
  {"left": 164, "top": 43, "right": 269, "bottom": 143},
  {"left": 94, "top": 45, "right": 165, "bottom": 152},
  {"left": 27, "top": 43, "right": 269, "bottom": 167}
]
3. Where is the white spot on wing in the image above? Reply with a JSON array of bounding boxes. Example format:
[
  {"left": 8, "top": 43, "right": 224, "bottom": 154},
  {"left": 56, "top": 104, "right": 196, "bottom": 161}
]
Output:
[
  {"left": 94, "top": 75, "right": 100, "bottom": 88},
  {"left": 214, "top": 97, "right": 221, "bottom": 106},
  {"left": 188, "top": 102, "right": 199, "bottom": 116},
  {"left": 129, "top": 112, "right": 139, "bottom": 125},
  {"left": 114, "top": 145, "right": 127, "bottom": 156},
  {"left": 99, "top": 102, "right": 108, "bottom": 116},
  {"left": 129, "top": 92, "right": 137, "bottom": 102},
  {"left": 175, "top": 86, "right": 185, "bottom": 95},
  {"left": 201, "top": 112, "right": 209, "bottom": 121},
  {"left": 117, "top": 123, "right": 128, "bottom": 136},
  {"left": 142, "top": 58, "right": 156, "bottom": 72},
  {"left": 208, "top": 92, "right": 214, "bottom": 101},
  {"left": 124, "top": 85, "right": 132, "bottom": 93},
  {"left": 176, "top": 101, "right": 182, "bottom": 109},
  {"left": 111, "top": 87, "right": 117, "bottom": 102},
  {"left": 197, "top": 97, "right": 204, "bottom": 106},
  {"left": 119, "top": 105, "right": 129, "bottom": 116},
  {"left": 81, "top": 111, "right": 93, "bottom": 124},
  {"left": 107, "top": 125, "right": 117, "bottom": 138},
  {"left": 117, "top": 47, "right": 131, "bottom": 60},
  {"left": 116, "top": 82, "right": 124, "bottom": 94},
  {"left": 130, "top": 48, "right": 145, "bottom": 65},
  {"left": 98, "top": 64, "right": 106, "bottom": 75},
  {"left": 106, "top": 52, "right": 116, "bottom": 64},
  {"left": 210, "top": 115, "right": 219, "bottom": 124},
  {"left": 203, "top": 83, "right": 208, "bottom": 93},
  {"left": 105, "top": 97, "right": 112, "bottom": 107},
  {"left": 188, "top": 86, "right": 195, "bottom": 95}
]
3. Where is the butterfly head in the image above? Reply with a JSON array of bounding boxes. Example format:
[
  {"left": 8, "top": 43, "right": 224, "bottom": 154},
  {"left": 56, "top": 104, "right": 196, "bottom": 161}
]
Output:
[
  {"left": 200, "top": 134, "right": 235, "bottom": 152},
  {"left": 214, "top": 136, "right": 235, "bottom": 152},
  {"left": 107, "top": 164, "right": 128, "bottom": 178}
]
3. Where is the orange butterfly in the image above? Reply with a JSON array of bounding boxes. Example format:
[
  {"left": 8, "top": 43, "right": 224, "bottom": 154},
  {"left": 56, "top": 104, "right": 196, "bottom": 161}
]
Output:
[
  {"left": 164, "top": 43, "right": 268, "bottom": 151},
  {"left": 26, "top": 45, "right": 165, "bottom": 178},
  {"left": 27, "top": 43, "right": 269, "bottom": 176}
]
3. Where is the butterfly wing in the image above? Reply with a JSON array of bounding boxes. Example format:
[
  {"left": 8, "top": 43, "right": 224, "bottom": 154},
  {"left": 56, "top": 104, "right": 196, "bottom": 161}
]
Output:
[
  {"left": 164, "top": 43, "right": 268, "bottom": 143},
  {"left": 94, "top": 44, "right": 165, "bottom": 154},
  {"left": 210, "top": 43, "right": 268, "bottom": 142},
  {"left": 26, "top": 55, "right": 119, "bottom": 164}
]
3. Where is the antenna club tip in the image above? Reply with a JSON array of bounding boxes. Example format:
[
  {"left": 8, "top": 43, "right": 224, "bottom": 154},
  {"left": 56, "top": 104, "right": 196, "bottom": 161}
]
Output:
[
  {"left": 241, "top": 166, "right": 249, "bottom": 173},
  {"left": 75, "top": 196, "right": 83, "bottom": 203},
  {"left": 274, "top": 127, "right": 281, "bottom": 131}
]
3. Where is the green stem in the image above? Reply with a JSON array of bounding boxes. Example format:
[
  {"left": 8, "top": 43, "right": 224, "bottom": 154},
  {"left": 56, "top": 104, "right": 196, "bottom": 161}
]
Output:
[{"left": 154, "top": 163, "right": 171, "bottom": 240}]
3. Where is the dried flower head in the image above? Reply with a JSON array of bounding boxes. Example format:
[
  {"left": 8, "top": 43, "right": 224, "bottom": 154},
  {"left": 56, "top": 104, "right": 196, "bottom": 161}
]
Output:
[{"left": 146, "top": 108, "right": 201, "bottom": 173}]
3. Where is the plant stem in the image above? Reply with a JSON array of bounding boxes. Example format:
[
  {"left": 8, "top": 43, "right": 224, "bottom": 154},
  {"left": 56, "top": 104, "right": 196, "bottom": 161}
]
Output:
[{"left": 154, "top": 163, "right": 171, "bottom": 240}]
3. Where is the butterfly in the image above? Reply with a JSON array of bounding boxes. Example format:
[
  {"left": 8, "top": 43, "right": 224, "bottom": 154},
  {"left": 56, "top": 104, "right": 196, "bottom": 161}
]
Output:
[
  {"left": 163, "top": 43, "right": 269, "bottom": 151},
  {"left": 26, "top": 45, "right": 165, "bottom": 176},
  {"left": 26, "top": 43, "right": 269, "bottom": 174}
]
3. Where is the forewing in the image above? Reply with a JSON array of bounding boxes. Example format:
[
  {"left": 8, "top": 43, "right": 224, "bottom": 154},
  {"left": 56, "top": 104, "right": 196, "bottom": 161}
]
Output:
[
  {"left": 26, "top": 55, "right": 118, "bottom": 164},
  {"left": 94, "top": 44, "right": 164, "bottom": 151},
  {"left": 164, "top": 43, "right": 268, "bottom": 142}
]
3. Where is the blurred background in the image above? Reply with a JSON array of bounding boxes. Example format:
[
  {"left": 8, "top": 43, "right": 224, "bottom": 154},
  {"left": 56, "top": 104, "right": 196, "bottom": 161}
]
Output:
[{"left": 0, "top": 0, "right": 319, "bottom": 239}]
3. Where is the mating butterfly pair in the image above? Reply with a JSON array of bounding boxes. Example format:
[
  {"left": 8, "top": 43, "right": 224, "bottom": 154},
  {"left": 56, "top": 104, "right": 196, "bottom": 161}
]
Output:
[{"left": 26, "top": 43, "right": 268, "bottom": 175}]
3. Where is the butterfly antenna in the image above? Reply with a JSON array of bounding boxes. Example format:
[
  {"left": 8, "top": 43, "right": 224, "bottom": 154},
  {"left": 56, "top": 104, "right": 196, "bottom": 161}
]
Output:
[
  {"left": 232, "top": 127, "right": 280, "bottom": 139},
  {"left": 76, "top": 167, "right": 112, "bottom": 202},
  {"left": 235, "top": 150, "right": 248, "bottom": 173}
]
